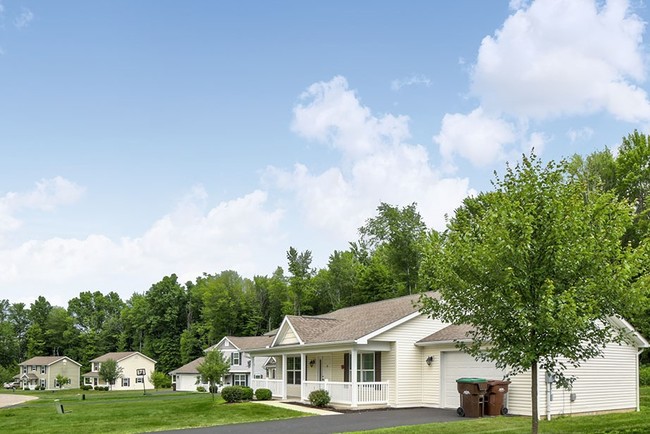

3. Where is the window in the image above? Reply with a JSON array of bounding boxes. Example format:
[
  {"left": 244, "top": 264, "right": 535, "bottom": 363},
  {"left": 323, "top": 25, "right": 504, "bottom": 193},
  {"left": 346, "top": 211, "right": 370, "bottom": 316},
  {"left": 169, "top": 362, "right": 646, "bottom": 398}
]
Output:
[
  {"left": 286, "top": 356, "right": 301, "bottom": 385},
  {"left": 254, "top": 374, "right": 263, "bottom": 379},
  {"left": 357, "top": 353, "right": 375, "bottom": 382},
  {"left": 22, "top": 367, "right": 27, "bottom": 374},
  {"left": 40, "top": 379, "right": 46, "bottom": 389},
  {"left": 233, "top": 374, "right": 247, "bottom": 386},
  {"left": 85, "top": 377, "right": 92, "bottom": 385},
  {"left": 231, "top": 352, "right": 240, "bottom": 366},
  {"left": 135, "top": 377, "right": 144, "bottom": 383},
  {"left": 122, "top": 378, "right": 130, "bottom": 387},
  {"left": 41, "top": 366, "right": 46, "bottom": 374}
]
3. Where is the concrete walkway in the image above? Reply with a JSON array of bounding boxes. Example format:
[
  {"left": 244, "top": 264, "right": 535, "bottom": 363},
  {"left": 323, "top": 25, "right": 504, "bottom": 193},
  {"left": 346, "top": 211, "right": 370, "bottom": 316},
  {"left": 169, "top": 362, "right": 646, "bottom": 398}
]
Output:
[
  {"left": 0, "top": 393, "right": 38, "bottom": 408},
  {"left": 255, "top": 399, "right": 341, "bottom": 415},
  {"left": 157, "top": 406, "right": 460, "bottom": 434}
]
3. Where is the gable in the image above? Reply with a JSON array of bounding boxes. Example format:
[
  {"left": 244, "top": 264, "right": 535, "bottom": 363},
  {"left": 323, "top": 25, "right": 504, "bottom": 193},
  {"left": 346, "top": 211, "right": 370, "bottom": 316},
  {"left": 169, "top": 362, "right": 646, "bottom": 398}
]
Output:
[{"left": 272, "top": 318, "right": 302, "bottom": 346}]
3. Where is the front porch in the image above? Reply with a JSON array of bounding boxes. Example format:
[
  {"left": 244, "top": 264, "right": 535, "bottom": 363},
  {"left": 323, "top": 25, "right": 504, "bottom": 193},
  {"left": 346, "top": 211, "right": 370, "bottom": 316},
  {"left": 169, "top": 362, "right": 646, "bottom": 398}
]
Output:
[{"left": 250, "top": 347, "right": 390, "bottom": 407}]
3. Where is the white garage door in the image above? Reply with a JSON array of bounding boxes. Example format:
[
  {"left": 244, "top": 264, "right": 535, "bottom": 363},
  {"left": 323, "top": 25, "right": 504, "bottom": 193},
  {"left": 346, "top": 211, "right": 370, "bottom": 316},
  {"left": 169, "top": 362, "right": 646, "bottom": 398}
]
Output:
[{"left": 441, "top": 351, "right": 508, "bottom": 408}]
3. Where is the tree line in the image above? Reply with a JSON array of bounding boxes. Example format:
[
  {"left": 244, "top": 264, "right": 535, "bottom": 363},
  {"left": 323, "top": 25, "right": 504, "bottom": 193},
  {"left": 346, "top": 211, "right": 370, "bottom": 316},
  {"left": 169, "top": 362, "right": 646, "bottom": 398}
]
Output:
[{"left": 1, "top": 131, "right": 648, "bottom": 383}]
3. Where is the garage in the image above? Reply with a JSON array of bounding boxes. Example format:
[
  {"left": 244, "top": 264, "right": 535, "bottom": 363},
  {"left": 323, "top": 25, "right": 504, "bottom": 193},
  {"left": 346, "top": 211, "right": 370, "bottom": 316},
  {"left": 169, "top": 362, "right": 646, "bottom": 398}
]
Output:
[{"left": 440, "top": 351, "right": 508, "bottom": 408}]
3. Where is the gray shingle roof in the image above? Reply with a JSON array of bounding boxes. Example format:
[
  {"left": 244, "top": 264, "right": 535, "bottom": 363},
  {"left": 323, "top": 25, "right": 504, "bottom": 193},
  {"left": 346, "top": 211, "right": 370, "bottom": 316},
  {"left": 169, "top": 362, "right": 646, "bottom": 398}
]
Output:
[
  {"left": 226, "top": 335, "right": 274, "bottom": 350},
  {"left": 169, "top": 357, "right": 205, "bottom": 375},
  {"left": 89, "top": 352, "right": 156, "bottom": 364},
  {"left": 282, "top": 292, "right": 437, "bottom": 345},
  {"left": 19, "top": 356, "right": 81, "bottom": 366},
  {"left": 417, "top": 324, "right": 474, "bottom": 344}
]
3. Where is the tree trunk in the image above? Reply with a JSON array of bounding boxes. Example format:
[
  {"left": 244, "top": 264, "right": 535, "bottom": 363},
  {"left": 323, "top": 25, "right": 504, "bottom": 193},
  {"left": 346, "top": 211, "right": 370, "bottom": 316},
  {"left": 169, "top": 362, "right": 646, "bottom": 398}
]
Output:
[{"left": 531, "top": 359, "right": 539, "bottom": 434}]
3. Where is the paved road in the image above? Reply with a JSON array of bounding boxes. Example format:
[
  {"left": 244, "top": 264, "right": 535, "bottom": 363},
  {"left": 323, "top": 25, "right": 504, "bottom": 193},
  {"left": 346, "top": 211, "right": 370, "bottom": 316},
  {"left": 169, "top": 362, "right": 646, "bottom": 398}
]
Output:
[
  {"left": 0, "top": 393, "right": 38, "bottom": 408},
  {"left": 157, "top": 407, "right": 460, "bottom": 434}
]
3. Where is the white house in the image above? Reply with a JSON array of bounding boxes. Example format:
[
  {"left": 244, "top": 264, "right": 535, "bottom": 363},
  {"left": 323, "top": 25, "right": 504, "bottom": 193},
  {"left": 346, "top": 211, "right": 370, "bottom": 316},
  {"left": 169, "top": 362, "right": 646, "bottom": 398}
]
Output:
[
  {"left": 170, "top": 336, "right": 273, "bottom": 392},
  {"left": 15, "top": 356, "right": 81, "bottom": 390},
  {"left": 248, "top": 292, "right": 648, "bottom": 417},
  {"left": 169, "top": 357, "right": 210, "bottom": 392},
  {"left": 206, "top": 336, "right": 274, "bottom": 387},
  {"left": 82, "top": 351, "right": 156, "bottom": 391}
]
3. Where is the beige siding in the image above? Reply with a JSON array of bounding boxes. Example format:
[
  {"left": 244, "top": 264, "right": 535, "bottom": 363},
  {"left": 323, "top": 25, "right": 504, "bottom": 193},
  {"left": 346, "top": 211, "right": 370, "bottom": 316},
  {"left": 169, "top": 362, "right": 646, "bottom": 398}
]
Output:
[
  {"left": 330, "top": 352, "right": 345, "bottom": 382},
  {"left": 111, "top": 354, "right": 156, "bottom": 391},
  {"left": 504, "top": 342, "right": 639, "bottom": 416},
  {"left": 373, "top": 315, "right": 448, "bottom": 407},
  {"left": 48, "top": 359, "right": 81, "bottom": 389},
  {"left": 381, "top": 343, "right": 397, "bottom": 405},
  {"left": 277, "top": 327, "right": 299, "bottom": 345},
  {"left": 421, "top": 343, "right": 456, "bottom": 406}
]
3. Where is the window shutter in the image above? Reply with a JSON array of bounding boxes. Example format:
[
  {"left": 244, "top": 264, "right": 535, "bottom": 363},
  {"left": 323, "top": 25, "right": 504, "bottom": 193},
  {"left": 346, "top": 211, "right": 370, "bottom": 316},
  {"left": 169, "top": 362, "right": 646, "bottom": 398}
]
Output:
[
  {"left": 375, "top": 352, "right": 381, "bottom": 382},
  {"left": 343, "top": 353, "right": 350, "bottom": 382}
]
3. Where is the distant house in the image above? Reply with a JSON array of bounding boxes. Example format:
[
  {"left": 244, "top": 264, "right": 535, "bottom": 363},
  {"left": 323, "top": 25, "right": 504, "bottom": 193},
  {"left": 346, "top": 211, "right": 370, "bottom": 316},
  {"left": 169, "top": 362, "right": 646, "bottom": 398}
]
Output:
[
  {"left": 169, "top": 357, "right": 209, "bottom": 392},
  {"left": 170, "top": 336, "right": 274, "bottom": 392},
  {"left": 248, "top": 292, "right": 649, "bottom": 417},
  {"left": 206, "top": 335, "right": 274, "bottom": 387},
  {"left": 82, "top": 351, "right": 156, "bottom": 390},
  {"left": 15, "top": 356, "right": 81, "bottom": 390}
]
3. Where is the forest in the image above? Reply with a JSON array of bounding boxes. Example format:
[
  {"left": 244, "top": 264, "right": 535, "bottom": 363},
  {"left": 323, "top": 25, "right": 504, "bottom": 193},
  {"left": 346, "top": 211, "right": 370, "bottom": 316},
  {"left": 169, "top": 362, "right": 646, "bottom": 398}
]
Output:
[{"left": 1, "top": 131, "right": 649, "bottom": 380}]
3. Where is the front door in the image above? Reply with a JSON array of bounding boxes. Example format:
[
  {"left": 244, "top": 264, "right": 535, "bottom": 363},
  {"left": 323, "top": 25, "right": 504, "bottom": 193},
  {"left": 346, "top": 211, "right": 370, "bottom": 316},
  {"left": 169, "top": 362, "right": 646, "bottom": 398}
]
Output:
[{"left": 318, "top": 355, "right": 332, "bottom": 381}]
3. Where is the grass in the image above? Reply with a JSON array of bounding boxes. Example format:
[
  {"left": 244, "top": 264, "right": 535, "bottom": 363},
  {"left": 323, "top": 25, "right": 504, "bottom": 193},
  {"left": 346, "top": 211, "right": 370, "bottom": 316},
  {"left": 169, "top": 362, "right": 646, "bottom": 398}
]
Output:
[
  {"left": 3, "top": 387, "right": 650, "bottom": 434},
  {"left": 0, "top": 388, "right": 308, "bottom": 433},
  {"left": 351, "top": 387, "right": 650, "bottom": 434}
]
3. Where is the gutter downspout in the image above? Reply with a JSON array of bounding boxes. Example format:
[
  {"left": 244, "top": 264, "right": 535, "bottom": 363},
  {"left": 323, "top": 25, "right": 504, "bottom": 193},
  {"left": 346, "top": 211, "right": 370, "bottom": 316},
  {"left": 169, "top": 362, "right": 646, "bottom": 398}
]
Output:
[
  {"left": 545, "top": 371, "right": 554, "bottom": 421},
  {"left": 637, "top": 349, "right": 645, "bottom": 412}
]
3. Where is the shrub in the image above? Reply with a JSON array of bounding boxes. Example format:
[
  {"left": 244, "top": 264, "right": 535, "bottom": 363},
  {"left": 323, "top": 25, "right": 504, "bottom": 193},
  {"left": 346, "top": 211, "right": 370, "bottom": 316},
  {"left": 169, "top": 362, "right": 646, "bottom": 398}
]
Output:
[
  {"left": 220, "top": 386, "right": 239, "bottom": 403},
  {"left": 196, "top": 386, "right": 206, "bottom": 393},
  {"left": 221, "top": 385, "right": 253, "bottom": 403},
  {"left": 241, "top": 386, "right": 254, "bottom": 401},
  {"left": 640, "top": 366, "right": 650, "bottom": 386},
  {"left": 209, "top": 384, "right": 219, "bottom": 394},
  {"left": 255, "top": 388, "right": 272, "bottom": 401},
  {"left": 308, "top": 389, "right": 331, "bottom": 407}
]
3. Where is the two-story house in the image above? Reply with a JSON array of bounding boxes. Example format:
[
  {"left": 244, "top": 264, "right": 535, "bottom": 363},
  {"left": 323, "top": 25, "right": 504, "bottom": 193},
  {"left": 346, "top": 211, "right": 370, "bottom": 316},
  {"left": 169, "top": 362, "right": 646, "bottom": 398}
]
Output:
[
  {"left": 15, "top": 356, "right": 81, "bottom": 390},
  {"left": 82, "top": 351, "right": 156, "bottom": 391},
  {"left": 170, "top": 335, "right": 273, "bottom": 392}
]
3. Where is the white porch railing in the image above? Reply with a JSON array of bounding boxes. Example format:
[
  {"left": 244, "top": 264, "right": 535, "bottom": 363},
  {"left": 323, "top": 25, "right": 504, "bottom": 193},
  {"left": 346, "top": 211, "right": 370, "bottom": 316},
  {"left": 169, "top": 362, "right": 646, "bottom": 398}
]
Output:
[
  {"left": 251, "top": 379, "right": 283, "bottom": 397},
  {"left": 303, "top": 380, "right": 389, "bottom": 405}
]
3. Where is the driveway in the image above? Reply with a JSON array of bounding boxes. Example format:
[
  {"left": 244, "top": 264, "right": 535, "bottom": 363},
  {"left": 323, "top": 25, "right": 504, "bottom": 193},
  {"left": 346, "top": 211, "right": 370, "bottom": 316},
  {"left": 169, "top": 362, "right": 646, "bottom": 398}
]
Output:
[
  {"left": 0, "top": 393, "right": 38, "bottom": 408},
  {"left": 157, "top": 407, "right": 460, "bottom": 434}
]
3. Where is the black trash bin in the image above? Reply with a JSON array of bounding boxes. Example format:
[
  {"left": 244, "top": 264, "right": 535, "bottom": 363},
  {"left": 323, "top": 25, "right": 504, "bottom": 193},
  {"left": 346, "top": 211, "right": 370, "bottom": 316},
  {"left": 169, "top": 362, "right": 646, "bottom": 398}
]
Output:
[
  {"left": 456, "top": 378, "right": 488, "bottom": 417},
  {"left": 485, "top": 380, "right": 510, "bottom": 416}
]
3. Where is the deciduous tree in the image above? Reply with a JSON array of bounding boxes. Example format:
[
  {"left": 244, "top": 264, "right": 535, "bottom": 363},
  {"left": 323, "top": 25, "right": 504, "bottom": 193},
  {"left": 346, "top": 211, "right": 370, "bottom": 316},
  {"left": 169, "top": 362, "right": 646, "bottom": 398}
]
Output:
[{"left": 420, "top": 154, "right": 647, "bottom": 434}]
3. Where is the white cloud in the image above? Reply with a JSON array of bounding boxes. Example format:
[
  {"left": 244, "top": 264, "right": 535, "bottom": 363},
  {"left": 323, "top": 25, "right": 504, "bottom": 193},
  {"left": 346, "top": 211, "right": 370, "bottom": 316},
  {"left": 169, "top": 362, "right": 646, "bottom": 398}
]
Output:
[
  {"left": 0, "top": 189, "right": 285, "bottom": 306},
  {"left": 390, "top": 74, "right": 432, "bottom": 91},
  {"left": 472, "top": 0, "right": 650, "bottom": 121},
  {"left": 434, "top": 107, "right": 517, "bottom": 167},
  {"left": 0, "top": 177, "right": 85, "bottom": 234},
  {"left": 14, "top": 8, "right": 33, "bottom": 29},
  {"left": 292, "top": 76, "right": 410, "bottom": 159},
  {"left": 269, "top": 76, "right": 472, "bottom": 241},
  {"left": 567, "top": 127, "right": 595, "bottom": 143}
]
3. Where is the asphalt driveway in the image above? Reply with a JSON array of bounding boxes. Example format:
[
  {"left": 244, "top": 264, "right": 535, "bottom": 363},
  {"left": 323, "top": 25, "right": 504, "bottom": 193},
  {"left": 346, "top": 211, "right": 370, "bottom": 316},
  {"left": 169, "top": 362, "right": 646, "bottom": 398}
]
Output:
[{"left": 157, "top": 407, "right": 460, "bottom": 434}]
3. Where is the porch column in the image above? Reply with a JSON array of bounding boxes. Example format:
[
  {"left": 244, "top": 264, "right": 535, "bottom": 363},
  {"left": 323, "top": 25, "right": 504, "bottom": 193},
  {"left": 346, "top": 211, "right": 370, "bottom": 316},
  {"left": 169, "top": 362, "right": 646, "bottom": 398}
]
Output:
[
  {"left": 250, "top": 356, "right": 255, "bottom": 387},
  {"left": 351, "top": 347, "right": 358, "bottom": 408},
  {"left": 282, "top": 354, "right": 288, "bottom": 399},
  {"left": 300, "top": 352, "right": 306, "bottom": 402}
]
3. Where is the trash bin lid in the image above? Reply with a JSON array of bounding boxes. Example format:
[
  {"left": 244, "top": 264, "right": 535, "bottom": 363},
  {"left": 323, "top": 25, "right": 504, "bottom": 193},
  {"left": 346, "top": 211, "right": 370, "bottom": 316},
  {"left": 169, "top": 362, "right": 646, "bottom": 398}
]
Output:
[{"left": 456, "top": 377, "right": 487, "bottom": 383}]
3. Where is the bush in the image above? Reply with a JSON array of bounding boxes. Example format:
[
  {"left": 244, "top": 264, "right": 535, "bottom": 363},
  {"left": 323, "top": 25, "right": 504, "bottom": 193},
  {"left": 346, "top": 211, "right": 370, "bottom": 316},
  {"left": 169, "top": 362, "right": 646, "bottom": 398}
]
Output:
[
  {"left": 308, "top": 389, "right": 331, "bottom": 407},
  {"left": 241, "top": 386, "right": 254, "bottom": 401},
  {"left": 255, "top": 388, "right": 272, "bottom": 400},
  {"left": 640, "top": 366, "right": 650, "bottom": 386},
  {"left": 209, "top": 384, "right": 219, "bottom": 394},
  {"left": 221, "top": 385, "right": 253, "bottom": 402},
  {"left": 196, "top": 386, "right": 206, "bottom": 393}
]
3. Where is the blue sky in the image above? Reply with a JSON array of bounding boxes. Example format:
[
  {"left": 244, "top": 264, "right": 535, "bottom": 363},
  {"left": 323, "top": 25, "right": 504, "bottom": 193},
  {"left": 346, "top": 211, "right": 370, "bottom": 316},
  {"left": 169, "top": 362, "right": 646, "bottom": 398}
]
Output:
[{"left": 1, "top": 0, "right": 649, "bottom": 306}]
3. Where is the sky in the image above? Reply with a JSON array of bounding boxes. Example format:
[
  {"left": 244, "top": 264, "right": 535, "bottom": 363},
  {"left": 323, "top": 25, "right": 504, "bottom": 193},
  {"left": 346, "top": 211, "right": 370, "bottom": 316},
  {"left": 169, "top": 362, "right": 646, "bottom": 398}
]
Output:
[{"left": 1, "top": 0, "right": 650, "bottom": 307}]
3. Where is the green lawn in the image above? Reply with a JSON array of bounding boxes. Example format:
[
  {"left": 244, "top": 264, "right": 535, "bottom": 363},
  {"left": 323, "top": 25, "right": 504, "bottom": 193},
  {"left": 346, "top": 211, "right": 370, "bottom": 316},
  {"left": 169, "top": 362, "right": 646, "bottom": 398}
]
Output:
[
  {"left": 352, "top": 387, "right": 650, "bottom": 434},
  {"left": 0, "top": 388, "right": 308, "bottom": 433},
  {"left": 3, "top": 387, "right": 650, "bottom": 434}
]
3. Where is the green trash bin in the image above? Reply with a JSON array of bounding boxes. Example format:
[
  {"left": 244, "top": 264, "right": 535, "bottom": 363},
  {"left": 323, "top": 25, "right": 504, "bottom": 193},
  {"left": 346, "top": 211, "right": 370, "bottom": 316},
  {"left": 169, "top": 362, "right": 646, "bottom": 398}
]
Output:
[{"left": 456, "top": 378, "right": 488, "bottom": 417}]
